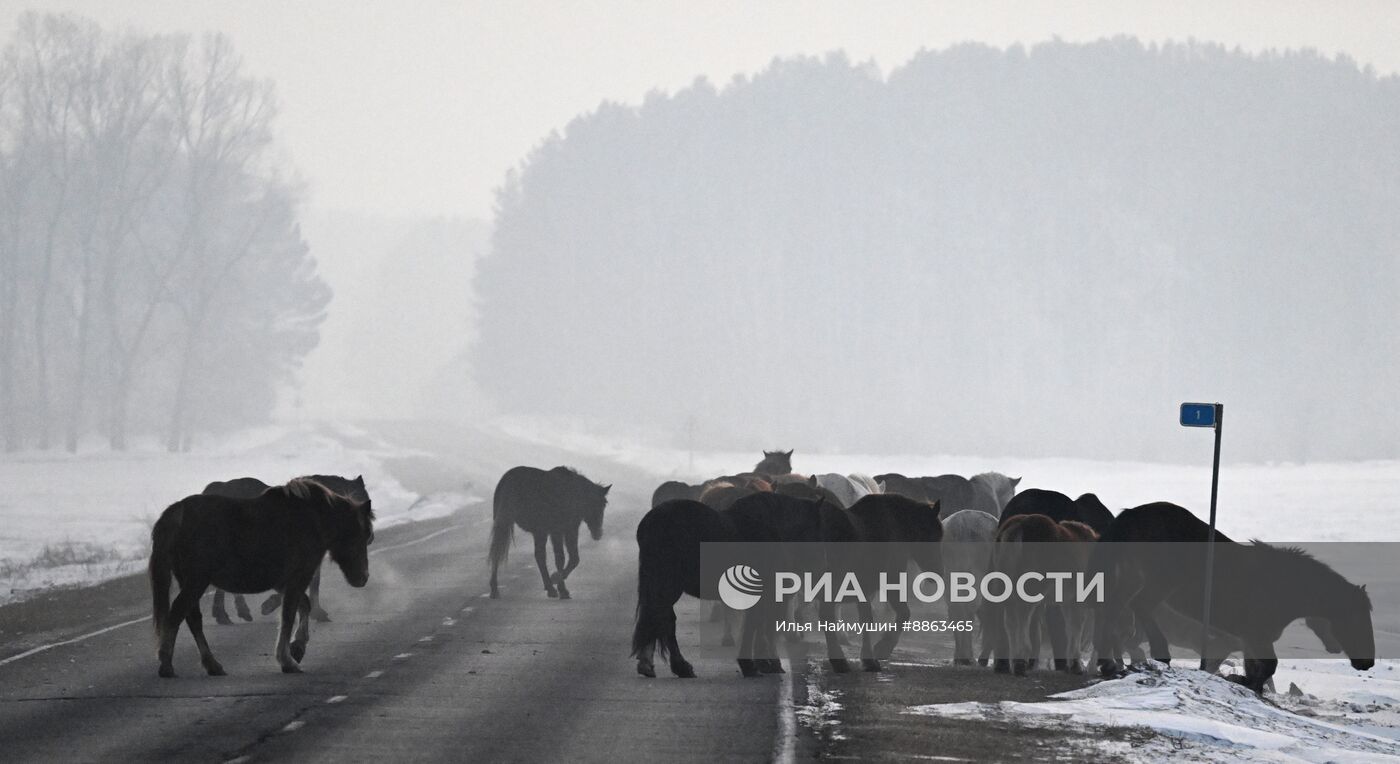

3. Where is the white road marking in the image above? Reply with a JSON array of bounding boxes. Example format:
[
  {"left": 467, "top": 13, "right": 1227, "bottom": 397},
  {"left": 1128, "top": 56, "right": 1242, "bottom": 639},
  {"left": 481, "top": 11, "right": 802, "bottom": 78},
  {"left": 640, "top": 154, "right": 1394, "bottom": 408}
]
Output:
[
  {"left": 393, "top": 652, "right": 413, "bottom": 660},
  {"left": 418, "top": 636, "right": 434, "bottom": 643},
  {"left": 282, "top": 720, "right": 305, "bottom": 733},
  {"left": 774, "top": 667, "right": 798, "bottom": 764},
  {"left": 0, "top": 524, "right": 460, "bottom": 671},
  {"left": 326, "top": 695, "right": 348, "bottom": 704},
  {"left": 0, "top": 615, "right": 151, "bottom": 668},
  {"left": 364, "top": 670, "right": 384, "bottom": 679}
]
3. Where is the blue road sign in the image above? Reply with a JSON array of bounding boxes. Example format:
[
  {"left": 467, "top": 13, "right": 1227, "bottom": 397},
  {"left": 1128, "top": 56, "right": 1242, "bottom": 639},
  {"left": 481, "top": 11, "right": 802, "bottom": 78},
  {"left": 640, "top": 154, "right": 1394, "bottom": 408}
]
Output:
[{"left": 1180, "top": 402, "right": 1218, "bottom": 428}]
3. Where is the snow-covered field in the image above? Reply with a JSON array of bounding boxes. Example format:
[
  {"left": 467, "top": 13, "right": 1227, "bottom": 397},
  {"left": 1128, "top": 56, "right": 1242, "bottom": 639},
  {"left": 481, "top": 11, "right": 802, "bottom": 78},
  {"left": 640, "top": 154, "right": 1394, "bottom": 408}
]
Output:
[
  {"left": 906, "top": 661, "right": 1400, "bottom": 762},
  {"left": 0, "top": 423, "right": 474, "bottom": 604}
]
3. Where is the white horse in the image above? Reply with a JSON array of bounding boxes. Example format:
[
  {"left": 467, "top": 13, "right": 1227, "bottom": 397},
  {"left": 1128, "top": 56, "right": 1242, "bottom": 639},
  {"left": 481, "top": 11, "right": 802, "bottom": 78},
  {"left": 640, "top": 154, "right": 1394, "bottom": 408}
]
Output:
[
  {"left": 971, "top": 472, "right": 1021, "bottom": 515},
  {"left": 814, "top": 473, "right": 870, "bottom": 508},
  {"left": 941, "top": 509, "right": 999, "bottom": 664}
]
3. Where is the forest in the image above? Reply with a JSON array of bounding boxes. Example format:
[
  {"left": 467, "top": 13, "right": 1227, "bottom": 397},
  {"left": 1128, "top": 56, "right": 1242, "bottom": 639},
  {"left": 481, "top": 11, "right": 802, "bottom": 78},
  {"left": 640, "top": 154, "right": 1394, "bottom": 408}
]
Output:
[{"left": 476, "top": 38, "right": 1400, "bottom": 462}]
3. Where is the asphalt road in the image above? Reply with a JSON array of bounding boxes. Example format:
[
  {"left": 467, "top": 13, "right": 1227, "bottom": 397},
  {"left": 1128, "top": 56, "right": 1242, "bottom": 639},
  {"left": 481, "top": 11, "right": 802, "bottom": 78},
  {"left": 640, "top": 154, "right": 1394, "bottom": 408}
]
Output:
[{"left": 0, "top": 495, "right": 807, "bottom": 762}]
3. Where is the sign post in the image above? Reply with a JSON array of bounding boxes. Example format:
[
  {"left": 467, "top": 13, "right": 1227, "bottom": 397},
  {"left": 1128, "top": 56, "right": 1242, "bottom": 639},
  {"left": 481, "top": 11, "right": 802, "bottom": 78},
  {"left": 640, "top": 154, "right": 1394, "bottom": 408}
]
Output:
[{"left": 1180, "top": 402, "right": 1224, "bottom": 671}]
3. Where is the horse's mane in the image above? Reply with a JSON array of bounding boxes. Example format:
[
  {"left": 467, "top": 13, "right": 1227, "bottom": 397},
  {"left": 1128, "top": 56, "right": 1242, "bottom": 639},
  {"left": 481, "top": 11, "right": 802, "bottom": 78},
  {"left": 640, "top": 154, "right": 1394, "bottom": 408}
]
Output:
[
  {"left": 550, "top": 465, "right": 607, "bottom": 493},
  {"left": 1249, "top": 540, "right": 1372, "bottom": 611},
  {"left": 284, "top": 477, "right": 335, "bottom": 503}
]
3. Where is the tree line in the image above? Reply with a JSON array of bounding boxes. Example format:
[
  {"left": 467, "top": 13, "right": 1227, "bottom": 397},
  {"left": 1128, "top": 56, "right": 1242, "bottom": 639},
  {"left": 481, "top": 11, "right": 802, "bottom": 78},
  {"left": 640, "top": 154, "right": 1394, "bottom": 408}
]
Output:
[
  {"left": 0, "top": 13, "right": 327, "bottom": 452},
  {"left": 475, "top": 39, "right": 1400, "bottom": 462}
]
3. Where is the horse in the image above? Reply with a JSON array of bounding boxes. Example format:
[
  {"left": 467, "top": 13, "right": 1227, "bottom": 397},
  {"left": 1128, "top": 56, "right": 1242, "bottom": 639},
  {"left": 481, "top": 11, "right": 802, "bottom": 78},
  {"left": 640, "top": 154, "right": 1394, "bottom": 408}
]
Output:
[
  {"left": 991, "top": 514, "right": 1098, "bottom": 676},
  {"left": 874, "top": 473, "right": 930, "bottom": 503},
  {"left": 999, "top": 488, "right": 1114, "bottom": 536},
  {"left": 148, "top": 477, "right": 374, "bottom": 677},
  {"left": 940, "top": 509, "right": 999, "bottom": 665},
  {"left": 919, "top": 475, "right": 977, "bottom": 519},
  {"left": 753, "top": 449, "right": 793, "bottom": 477},
  {"left": 488, "top": 466, "right": 609, "bottom": 600},
  {"left": 203, "top": 474, "right": 367, "bottom": 624},
  {"left": 814, "top": 473, "right": 872, "bottom": 508},
  {"left": 847, "top": 473, "right": 883, "bottom": 495},
  {"left": 632, "top": 499, "right": 739, "bottom": 678},
  {"left": 831, "top": 494, "right": 944, "bottom": 671},
  {"left": 970, "top": 472, "right": 1021, "bottom": 515},
  {"left": 651, "top": 480, "right": 701, "bottom": 508},
  {"left": 1092, "top": 502, "right": 1374, "bottom": 693}
]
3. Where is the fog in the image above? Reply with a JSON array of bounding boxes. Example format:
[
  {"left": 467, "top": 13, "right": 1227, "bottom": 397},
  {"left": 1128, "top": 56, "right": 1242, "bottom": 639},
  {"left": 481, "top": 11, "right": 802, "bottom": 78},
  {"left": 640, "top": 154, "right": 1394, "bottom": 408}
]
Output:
[{"left": 0, "top": 3, "right": 1397, "bottom": 463}]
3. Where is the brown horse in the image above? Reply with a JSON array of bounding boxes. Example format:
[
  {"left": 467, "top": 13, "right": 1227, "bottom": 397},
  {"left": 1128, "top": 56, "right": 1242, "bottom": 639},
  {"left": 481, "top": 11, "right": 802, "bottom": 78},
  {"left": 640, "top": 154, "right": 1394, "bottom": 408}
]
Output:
[
  {"left": 148, "top": 478, "right": 374, "bottom": 677},
  {"left": 488, "top": 466, "right": 609, "bottom": 599},
  {"left": 991, "top": 514, "right": 1097, "bottom": 676}
]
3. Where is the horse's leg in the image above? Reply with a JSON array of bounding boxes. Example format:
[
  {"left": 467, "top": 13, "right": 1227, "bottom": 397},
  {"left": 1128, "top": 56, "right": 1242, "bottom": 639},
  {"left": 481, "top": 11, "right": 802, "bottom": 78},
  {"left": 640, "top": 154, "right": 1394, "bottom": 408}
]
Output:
[
  {"left": 554, "top": 527, "right": 582, "bottom": 585},
  {"left": 990, "top": 602, "right": 1012, "bottom": 673},
  {"left": 819, "top": 599, "right": 849, "bottom": 673},
  {"left": 158, "top": 584, "right": 206, "bottom": 678},
  {"left": 1228, "top": 641, "right": 1278, "bottom": 694},
  {"left": 310, "top": 564, "right": 330, "bottom": 622},
  {"left": 1009, "top": 604, "right": 1033, "bottom": 676},
  {"left": 721, "top": 605, "right": 736, "bottom": 647},
  {"left": 1027, "top": 606, "right": 1044, "bottom": 673},
  {"left": 758, "top": 600, "right": 785, "bottom": 674},
  {"left": 234, "top": 594, "right": 253, "bottom": 622},
  {"left": 184, "top": 600, "right": 226, "bottom": 676},
  {"left": 212, "top": 589, "right": 233, "bottom": 626},
  {"left": 737, "top": 605, "right": 761, "bottom": 677},
  {"left": 533, "top": 533, "right": 557, "bottom": 598},
  {"left": 549, "top": 533, "right": 570, "bottom": 600},
  {"left": 290, "top": 588, "right": 313, "bottom": 663},
  {"left": 978, "top": 601, "right": 999, "bottom": 667},
  {"left": 1066, "top": 606, "right": 1087, "bottom": 674},
  {"left": 275, "top": 582, "right": 309, "bottom": 673},
  {"left": 1137, "top": 605, "right": 1171, "bottom": 665},
  {"left": 875, "top": 597, "right": 910, "bottom": 660},
  {"left": 1046, "top": 604, "right": 1068, "bottom": 671},
  {"left": 261, "top": 591, "right": 283, "bottom": 616},
  {"left": 856, "top": 599, "right": 881, "bottom": 672},
  {"left": 663, "top": 601, "right": 696, "bottom": 678}
]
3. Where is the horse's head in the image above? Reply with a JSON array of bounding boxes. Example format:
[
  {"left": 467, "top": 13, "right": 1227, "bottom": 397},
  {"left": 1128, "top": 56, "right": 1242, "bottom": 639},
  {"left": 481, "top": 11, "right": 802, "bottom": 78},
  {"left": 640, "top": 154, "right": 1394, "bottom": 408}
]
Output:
[
  {"left": 326, "top": 496, "right": 375, "bottom": 588},
  {"left": 756, "top": 449, "right": 793, "bottom": 476},
  {"left": 583, "top": 483, "right": 609, "bottom": 540},
  {"left": 1331, "top": 583, "right": 1375, "bottom": 671}
]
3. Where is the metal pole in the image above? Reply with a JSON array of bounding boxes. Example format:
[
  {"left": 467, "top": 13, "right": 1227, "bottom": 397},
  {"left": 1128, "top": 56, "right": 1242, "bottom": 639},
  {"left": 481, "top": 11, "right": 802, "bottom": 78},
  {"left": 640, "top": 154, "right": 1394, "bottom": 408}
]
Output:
[{"left": 1199, "top": 403, "right": 1223, "bottom": 671}]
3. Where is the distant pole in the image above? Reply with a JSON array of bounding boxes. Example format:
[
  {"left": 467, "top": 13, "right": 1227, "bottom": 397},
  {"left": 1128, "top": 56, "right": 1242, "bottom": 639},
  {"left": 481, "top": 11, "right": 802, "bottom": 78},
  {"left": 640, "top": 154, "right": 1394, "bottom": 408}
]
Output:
[{"left": 1200, "top": 403, "right": 1224, "bottom": 671}]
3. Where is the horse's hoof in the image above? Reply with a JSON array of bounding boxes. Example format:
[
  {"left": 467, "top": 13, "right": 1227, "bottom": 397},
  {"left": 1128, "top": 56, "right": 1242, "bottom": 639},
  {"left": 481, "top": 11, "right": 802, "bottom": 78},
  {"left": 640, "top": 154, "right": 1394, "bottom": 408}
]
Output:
[
  {"left": 546, "top": 589, "right": 558, "bottom": 598},
  {"left": 637, "top": 662, "right": 656, "bottom": 678},
  {"left": 954, "top": 657, "right": 973, "bottom": 666},
  {"left": 829, "top": 658, "right": 851, "bottom": 673},
  {"left": 558, "top": 589, "right": 571, "bottom": 600},
  {"left": 1013, "top": 659, "right": 1029, "bottom": 677},
  {"left": 158, "top": 664, "right": 176, "bottom": 679},
  {"left": 290, "top": 643, "right": 307, "bottom": 662},
  {"left": 994, "top": 659, "right": 1011, "bottom": 674},
  {"left": 760, "top": 659, "right": 785, "bottom": 674},
  {"left": 1026, "top": 658, "right": 1039, "bottom": 671},
  {"left": 977, "top": 658, "right": 990, "bottom": 667},
  {"left": 720, "top": 634, "right": 735, "bottom": 647},
  {"left": 213, "top": 614, "right": 233, "bottom": 626},
  {"left": 1070, "top": 660, "right": 1085, "bottom": 675},
  {"left": 312, "top": 610, "right": 331, "bottom": 623},
  {"left": 861, "top": 658, "right": 882, "bottom": 672},
  {"left": 281, "top": 664, "right": 303, "bottom": 674},
  {"left": 489, "top": 589, "right": 500, "bottom": 599},
  {"left": 205, "top": 663, "right": 227, "bottom": 677},
  {"left": 1098, "top": 660, "right": 1120, "bottom": 678},
  {"left": 738, "top": 659, "right": 760, "bottom": 678},
  {"left": 1053, "top": 658, "right": 1069, "bottom": 672},
  {"left": 237, "top": 611, "right": 253, "bottom": 622},
  {"left": 672, "top": 661, "right": 696, "bottom": 679}
]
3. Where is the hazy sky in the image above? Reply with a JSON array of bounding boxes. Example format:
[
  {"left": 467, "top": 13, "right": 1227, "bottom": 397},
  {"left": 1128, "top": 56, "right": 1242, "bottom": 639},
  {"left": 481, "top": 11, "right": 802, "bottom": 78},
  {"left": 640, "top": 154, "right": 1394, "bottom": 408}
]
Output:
[{"left": 3, "top": 1, "right": 1395, "bottom": 219}]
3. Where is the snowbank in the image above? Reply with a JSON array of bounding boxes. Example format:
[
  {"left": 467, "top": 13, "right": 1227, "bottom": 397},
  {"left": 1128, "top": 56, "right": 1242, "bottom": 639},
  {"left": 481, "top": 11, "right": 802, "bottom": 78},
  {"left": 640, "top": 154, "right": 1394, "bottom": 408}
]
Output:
[{"left": 905, "top": 662, "right": 1400, "bottom": 762}]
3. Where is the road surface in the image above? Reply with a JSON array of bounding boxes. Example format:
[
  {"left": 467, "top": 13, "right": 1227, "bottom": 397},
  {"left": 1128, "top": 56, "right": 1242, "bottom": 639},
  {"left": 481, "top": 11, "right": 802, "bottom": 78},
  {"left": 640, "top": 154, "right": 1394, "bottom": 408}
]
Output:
[{"left": 0, "top": 493, "right": 810, "bottom": 762}]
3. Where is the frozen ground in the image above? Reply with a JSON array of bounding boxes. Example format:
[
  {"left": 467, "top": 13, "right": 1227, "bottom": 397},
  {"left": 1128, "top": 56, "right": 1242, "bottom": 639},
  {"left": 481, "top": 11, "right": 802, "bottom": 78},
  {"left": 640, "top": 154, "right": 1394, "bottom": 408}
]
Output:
[
  {"left": 905, "top": 661, "right": 1400, "bottom": 762},
  {"left": 0, "top": 423, "right": 475, "bottom": 604}
]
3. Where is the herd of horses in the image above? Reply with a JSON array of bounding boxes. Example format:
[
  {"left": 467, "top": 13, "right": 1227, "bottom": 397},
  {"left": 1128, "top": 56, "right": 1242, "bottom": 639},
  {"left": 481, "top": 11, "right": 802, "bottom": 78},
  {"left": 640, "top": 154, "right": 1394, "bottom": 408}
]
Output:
[
  {"left": 144, "top": 450, "right": 1374, "bottom": 698},
  {"left": 631, "top": 451, "right": 1376, "bottom": 694}
]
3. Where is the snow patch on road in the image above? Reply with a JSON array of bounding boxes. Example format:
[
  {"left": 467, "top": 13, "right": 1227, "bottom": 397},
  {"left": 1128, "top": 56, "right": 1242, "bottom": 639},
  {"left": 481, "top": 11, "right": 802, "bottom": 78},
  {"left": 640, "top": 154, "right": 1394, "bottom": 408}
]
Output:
[{"left": 905, "top": 662, "right": 1400, "bottom": 761}]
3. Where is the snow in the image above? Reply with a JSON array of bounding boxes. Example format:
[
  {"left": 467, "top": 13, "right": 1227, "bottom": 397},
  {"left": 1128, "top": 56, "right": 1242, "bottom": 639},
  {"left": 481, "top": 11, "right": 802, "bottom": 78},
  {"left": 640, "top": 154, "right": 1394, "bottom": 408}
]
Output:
[
  {"left": 905, "top": 662, "right": 1400, "bottom": 762},
  {"left": 0, "top": 423, "right": 479, "bottom": 604}
]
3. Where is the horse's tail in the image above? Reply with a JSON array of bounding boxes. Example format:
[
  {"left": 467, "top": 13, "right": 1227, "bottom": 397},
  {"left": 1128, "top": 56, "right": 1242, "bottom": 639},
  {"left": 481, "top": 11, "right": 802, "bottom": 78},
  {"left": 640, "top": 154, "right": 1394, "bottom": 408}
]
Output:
[
  {"left": 487, "top": 493, "right": 515, "bottom": 570},
  {"left": 630, "top": 520, "right": 670, "bottom": 661},
  {"left": 148, "top": 503, "right": 183, "bottom": 639}
]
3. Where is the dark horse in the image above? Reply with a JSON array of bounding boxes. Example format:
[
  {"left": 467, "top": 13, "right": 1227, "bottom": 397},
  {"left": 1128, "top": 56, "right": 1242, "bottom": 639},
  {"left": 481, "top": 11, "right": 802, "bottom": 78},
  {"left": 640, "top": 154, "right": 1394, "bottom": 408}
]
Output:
[
  {"left": 149, "top": 477, "right": 374, "bottom": 677},
  {"left": 1093, "top": 502, "right": 1374, "bottom": 693},
  {"left": 753, "top": 449, "right": 793, "bottom": 477},
  {"left": 204, "top": 474, "right": 368, "bottom": 624},
  {"left": 1000, "top": 488, "right": 1115, "bottom": 536},
  {"left": 488, "top": 466, "right": 609, "bottom": 600},
  {"left": 651, "top": 480, "right": 701, "bottom": 508},
  {"left": 632, "top": 498, "right": 739, "bottom": 678}
]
